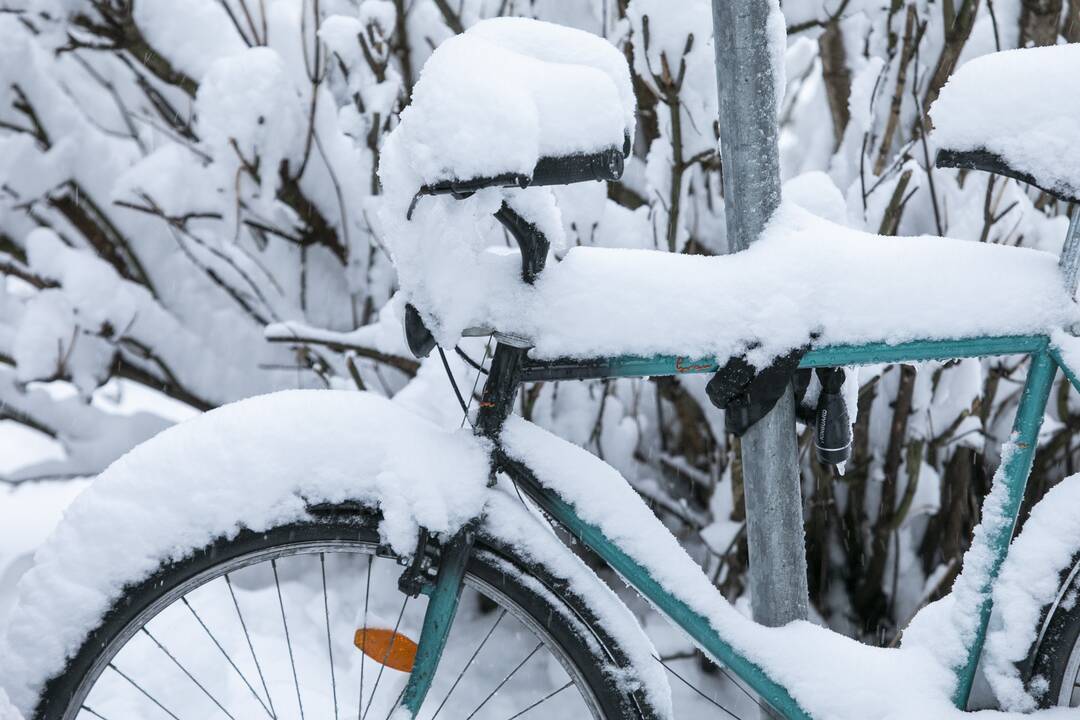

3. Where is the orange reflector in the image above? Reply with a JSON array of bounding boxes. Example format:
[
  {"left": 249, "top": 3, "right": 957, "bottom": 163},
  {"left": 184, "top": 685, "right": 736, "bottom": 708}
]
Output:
[{"left": 354, "top": 627, "right": 418, "bottom": 672}]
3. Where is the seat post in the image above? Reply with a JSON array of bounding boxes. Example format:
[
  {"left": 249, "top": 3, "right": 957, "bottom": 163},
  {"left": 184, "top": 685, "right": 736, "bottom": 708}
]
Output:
[{"left": 1059, "top": 206, "right": 1080, "bottom": 299}]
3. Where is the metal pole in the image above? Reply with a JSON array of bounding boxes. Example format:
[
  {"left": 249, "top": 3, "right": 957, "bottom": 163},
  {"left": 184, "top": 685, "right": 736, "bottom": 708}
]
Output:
[{"left": 711, "top": 0, "right": 809, "bottom": 628}]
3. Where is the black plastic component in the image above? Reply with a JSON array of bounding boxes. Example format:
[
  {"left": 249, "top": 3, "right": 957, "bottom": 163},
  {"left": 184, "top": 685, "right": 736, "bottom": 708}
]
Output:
[
  {"left": 476, "top": 343, "right": 528, "bottom": 439},
  {"left": 935, "top": 148, "right": 1079, "bottom": 203},
  {"left": 494, "top": 201, "right": 550, "bottom": 283},
  {"left": 520, "top": 356, "right": 613, "bottom": 382},
  {"left": 404, "top": 302, "right": 437, "bottom": 358},
  {"left": 706, "top": 347, "right": 807, "bottom": 437},
  {"left": 420, "top": 171, "right": 530, "bottom": 199},
  {"left": 814, "top": 368, "right": 851, "bottom": 466},
  {"left": 397, "top": 527, "right": 436, "bottom": 597},
  {"left": 531, "top": 146, "right": 624, "bottom": 187},
  {"left": 419, "top": 146, "right": 625, "bottom": 198}
]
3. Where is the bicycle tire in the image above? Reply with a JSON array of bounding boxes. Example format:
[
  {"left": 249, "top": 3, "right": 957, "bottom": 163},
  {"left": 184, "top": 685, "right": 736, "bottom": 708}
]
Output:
[
  {"left": 31, "top": 508, "right": 661, "bottom": 720},
  {"left": 1024, "top": 550, "right": 1080, "bottom": 708}
]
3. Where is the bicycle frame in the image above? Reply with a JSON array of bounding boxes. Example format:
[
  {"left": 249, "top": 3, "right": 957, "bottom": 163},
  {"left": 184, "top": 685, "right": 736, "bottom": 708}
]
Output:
[{"left": 396, "top": 333, "right": 1080, "bottom": 718}]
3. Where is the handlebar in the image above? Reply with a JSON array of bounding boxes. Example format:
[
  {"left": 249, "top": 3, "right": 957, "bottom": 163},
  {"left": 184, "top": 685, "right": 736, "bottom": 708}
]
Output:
[
  {"left": 419, "top": 145, "right": 624, "bottom": 198},
  {"left": 935, "top": 148, "right": 1078, "bottom": 203},
  {"left": 402, "top": 144, "right": 628, "bottom": 357}
]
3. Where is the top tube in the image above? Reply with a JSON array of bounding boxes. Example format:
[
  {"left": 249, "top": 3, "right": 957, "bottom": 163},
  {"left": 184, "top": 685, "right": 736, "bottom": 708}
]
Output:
[{"left": 519, "top": 334, "right": 1049, "bottom": 383}]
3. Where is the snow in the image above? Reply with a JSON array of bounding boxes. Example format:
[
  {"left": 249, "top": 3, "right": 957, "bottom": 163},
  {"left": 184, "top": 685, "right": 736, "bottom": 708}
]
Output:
[
  {"left": 3, "top": 381, "right": 1079, "bottom": 718},
  {"left": 0, "top": 389, "right": 673, "bottom": 719},
  {"left": 196, "top": 47, "right": 305, "bottom": 219},
  {"left": 481, "top": 490, "right": 673, "bottom": 718},
  {"left": 499, "top": 416, "right": 1075, "bottom": 718},
  {"left": 386, "top": 17, "right": 632, "bottom": 187},
  {"left": 0, "top": 687, "right": 21, "bottom": 720},
  {"left": 931, "top": 44, "right": 1080, "bottom": 201},
  {"left": 382, "top": 190, "right": 1078, "bottom": 363},
  {"left": 0, "top": 390, "right": 492, "bottom": 712},
  {"left": 984, "top": 473, "right": 1080, "bottom": 710},
  {"left": 131, "top": 0, "right": 247, "bottom": 81}
]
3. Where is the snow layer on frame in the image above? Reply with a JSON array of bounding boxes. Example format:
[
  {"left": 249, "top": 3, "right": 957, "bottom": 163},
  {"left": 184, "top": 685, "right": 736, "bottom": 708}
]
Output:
[
  {"left": 382, "top": 180, "right": 1078, "bottom": 364},
  {"left": 500, "top": 419, "right": 1080, "bottom": 719}
]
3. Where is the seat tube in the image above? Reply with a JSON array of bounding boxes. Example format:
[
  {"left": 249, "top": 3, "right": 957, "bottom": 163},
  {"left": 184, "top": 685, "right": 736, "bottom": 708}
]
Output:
[
  {"left": 953, "top": 349, "right": 1057, "bottom": 707},
  {"left": 475, "top": 339, "right": 529, "bottom": 441}
]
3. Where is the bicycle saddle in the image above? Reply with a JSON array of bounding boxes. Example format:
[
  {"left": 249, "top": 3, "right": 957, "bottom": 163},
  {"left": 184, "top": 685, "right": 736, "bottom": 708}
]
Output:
[
  {"left": 931, "top": 44, "right": 1080, "bottom": 203},
  {"left": 389, "top": 17, "right": 635, "bottom": 205}
]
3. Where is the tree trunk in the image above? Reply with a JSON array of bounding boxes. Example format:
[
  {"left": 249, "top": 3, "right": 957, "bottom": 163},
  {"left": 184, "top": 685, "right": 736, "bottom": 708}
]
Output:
[{"left": 1019, "top": 0, "right": 1064, "bottom": 46}]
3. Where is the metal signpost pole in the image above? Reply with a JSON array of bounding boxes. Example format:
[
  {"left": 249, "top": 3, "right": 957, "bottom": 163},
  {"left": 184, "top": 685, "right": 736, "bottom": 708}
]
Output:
[{"left": 710, "top": 0, "right": 810, "bottom": 628}]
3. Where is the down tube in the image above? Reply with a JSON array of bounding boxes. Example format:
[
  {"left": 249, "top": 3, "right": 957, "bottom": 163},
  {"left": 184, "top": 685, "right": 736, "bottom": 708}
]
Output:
[
  {"left": 503, "top": 459, "right": 813, "bottom": 720},
  {"left": 952, "top": 350, "right": 1057, "bottom": 707}
]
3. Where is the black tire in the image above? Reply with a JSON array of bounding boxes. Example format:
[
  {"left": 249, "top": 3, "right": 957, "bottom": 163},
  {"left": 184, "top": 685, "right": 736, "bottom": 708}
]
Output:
[
  {"left": 1025, "top": 550, "right": 1080, "bottom": 708},
  {"left": 33, "top": 507, "right": 662, "bottom": 720}
]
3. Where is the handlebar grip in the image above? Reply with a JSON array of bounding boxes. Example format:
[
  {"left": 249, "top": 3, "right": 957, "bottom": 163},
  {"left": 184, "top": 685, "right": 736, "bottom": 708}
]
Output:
[
  {"left": 935, "top": 148, "right": 1078, "bottom": 203},
  {"left": 530, "top": 146, "right": 624, "bottom": 187},
  {"left": 419, "top": 146, "right": 625, "bottom": 198}
]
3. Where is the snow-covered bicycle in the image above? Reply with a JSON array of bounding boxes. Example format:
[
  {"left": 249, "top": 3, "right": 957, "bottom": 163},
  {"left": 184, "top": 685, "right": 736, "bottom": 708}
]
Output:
[{"left": 6, "top": 18, "right": 1080, "bottom": 720}]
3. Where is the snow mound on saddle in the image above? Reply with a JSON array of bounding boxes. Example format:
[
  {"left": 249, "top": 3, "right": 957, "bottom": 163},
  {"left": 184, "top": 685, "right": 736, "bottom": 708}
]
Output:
[
  {"left": 0, "top": 390, "right": 491, "bottom": 713},
  {"left": 931, "top": 44, "right": 1080, "bottom": 201},
  {"left": 389, "top": 17, "right": 632, "bottom": 187}
]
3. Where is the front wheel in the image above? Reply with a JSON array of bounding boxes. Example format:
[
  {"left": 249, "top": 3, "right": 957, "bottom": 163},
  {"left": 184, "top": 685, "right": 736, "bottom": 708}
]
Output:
[{"left": 33, "top": 511, "right": 657, "bottom": 720}]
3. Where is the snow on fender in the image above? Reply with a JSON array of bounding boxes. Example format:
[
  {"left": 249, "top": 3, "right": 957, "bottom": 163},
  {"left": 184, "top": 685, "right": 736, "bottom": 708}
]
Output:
[
  {"left": 0, "top": 389, "right": 673, "bottom": 718},
  {"left": 0, "top": 390, "right": 493, "bottom": 713}
]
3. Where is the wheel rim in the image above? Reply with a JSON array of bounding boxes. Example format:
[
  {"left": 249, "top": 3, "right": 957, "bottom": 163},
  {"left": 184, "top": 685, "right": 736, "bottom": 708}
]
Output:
[
  {"left": 1059, "top": 623, "right": 1080, "bottom": 707},
  {"left": 59, "top": 537, "right": 606, "bottom": 720}
]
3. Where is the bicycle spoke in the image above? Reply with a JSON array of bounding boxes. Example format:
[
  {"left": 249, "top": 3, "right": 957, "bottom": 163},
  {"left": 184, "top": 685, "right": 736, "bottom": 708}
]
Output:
[
  {"left": 430, "top": 607, "right": 507, "bottom": 720},
  {"left": 503, "top": 680, "right": 573, "bottom": 719},
  {"left": 463, "top": 642, "right": 543, "bottom": 720},
  {"left": 140, "top": 627, "right": 237, "bottom": 720},
  {"left": 180, "top": 596, "right": 274, "bottom": 718},
  {"left": 380, "top": 682, "right": 408, "bottom": 720},
  {"left": 357, "top": 554, "right": 373, "bottom": 720},
  {"left": 80, "top": 705, "right": 113, "bottom": 720},
  {"left": 653, "top": 655, "right": 740, "bottom": 720},
  {"left": 272, "top": 559, "right": 306, "bottom": 720},
  {"left": 321, "top": 553, "right": 340, "bottom": 720},
  {"left": 225, "top": 573, "right": 277, "bottom": 719},
  {"left": 107, "top": 663, "right": 182, "bottom": 720},
  {"left": 360, "top": 593, "right": 410, "bottom": 720}
]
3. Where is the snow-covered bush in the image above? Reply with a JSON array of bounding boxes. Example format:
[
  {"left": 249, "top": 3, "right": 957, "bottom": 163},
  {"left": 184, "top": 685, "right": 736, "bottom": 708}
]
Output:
[{"left": 1, "top": 0, "right": 1078, "bottom": 647}]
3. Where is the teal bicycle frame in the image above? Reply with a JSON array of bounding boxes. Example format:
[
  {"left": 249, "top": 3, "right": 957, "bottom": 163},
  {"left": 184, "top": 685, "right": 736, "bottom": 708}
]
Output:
[
  {"left": 395, "top": 334, "right": 1080, "bottom": 720},
  {"left": 392, "top": 332, "right": 1080, "bottom": 718}
]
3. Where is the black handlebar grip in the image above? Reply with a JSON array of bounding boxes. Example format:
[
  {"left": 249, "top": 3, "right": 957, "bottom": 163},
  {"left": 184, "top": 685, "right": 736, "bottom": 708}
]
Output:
[{"left": 531, "top": 146, "right": 624, "bottom": 187}]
